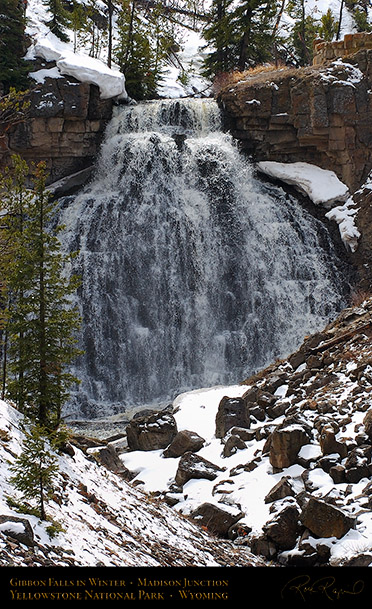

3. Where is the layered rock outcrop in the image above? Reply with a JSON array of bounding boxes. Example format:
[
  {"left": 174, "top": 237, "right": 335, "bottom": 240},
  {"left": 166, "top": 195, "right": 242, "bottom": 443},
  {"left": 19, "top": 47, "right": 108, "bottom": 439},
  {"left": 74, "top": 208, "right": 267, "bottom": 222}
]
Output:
[
  {"left": 0, "top": 59, "right": 114, "bottom": 187},
  {"left": 217, "top": 49, "right": 372, "bottom": 193},
  {"left": 217, "top": 47, "right": 372, "bottom": 287}
]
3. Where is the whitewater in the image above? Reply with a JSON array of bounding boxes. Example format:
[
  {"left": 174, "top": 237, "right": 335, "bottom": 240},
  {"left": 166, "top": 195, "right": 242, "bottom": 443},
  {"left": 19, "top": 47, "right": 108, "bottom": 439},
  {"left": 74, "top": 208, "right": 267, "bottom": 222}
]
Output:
[{"left": 59, "top": 98, "right": 350, "bottom": 419}]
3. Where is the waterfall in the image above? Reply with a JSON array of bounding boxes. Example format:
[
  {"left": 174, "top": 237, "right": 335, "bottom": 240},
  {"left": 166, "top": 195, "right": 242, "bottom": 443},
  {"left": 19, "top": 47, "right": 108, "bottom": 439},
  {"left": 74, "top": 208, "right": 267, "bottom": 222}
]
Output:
[{"left": 59, "top": 98, "right": 350, "bottom": 419}]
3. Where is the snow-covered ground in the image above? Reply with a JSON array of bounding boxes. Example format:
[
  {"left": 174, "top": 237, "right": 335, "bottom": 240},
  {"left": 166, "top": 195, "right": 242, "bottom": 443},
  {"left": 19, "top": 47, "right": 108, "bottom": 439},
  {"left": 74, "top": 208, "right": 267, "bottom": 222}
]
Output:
[
  {"left": 0, "top": 398, "right": 262, "bottom": 569},
  {"left": 24, "top": 0, "right": 366, "bottom": 102},
  {"left": 118, "top": 297, "right": 372, "bottom": 569},
  {"left": 120, "top": 386, "right": 372, "bottom": 566}
]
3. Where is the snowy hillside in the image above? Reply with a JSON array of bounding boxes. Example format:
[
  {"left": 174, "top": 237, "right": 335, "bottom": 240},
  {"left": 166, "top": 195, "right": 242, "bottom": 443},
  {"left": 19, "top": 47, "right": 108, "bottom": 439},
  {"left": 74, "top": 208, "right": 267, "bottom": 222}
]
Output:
[
  {"left": 0, "top": 398, "right": 264, "bottom": 570},
  {"left": 2, "top": 296, "right": 372, "bottom": 585},
  {"left": 24, "top": 0, "right": 211, "bottom": 100}
]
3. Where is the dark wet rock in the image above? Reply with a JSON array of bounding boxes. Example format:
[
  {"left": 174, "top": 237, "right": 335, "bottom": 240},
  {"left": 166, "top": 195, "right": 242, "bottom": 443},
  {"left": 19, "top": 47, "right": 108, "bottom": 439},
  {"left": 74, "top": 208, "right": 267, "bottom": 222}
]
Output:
[
  {"left": 163, "top": 430, "right": 205, "bottom": 458},
  {"left": 175, "top": 452, "right": 225, "bottom": 487},
  {"left": 190, "top": 502, "right": 244, "bottom": 537},
  {"left": 300, "top": 496, "right": 355, "bottom": 538}
]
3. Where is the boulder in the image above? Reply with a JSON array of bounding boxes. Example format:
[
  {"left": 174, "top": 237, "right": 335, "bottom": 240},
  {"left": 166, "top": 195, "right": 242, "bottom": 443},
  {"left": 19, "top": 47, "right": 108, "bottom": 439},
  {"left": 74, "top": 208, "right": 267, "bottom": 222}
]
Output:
[
  {"left": 163, "top": 430, "right": 205, "bottom": 458},
  {"left": 300, "top": 496, "right": 355, "bottom": 538},
  {"left": 191, "top": 502, "right": 244, "bottom": 537},
  {"left": 0, "top": 516, "right": 34, "bottom": 547},
  {"left": 174, "top": 452, "right": 225, "bottom": 487},
  {"left": 344, "top": 445, "right": 372, "bottom": 483},
  {"left": 215, "top": 396, "right": 250, "bottom": 438},
  {"left": 269, "top": 424, "right": 309, "bottom": 469},
  {"left": 264, "top": 476, "right": 295, "bottom": 504},
  {"left": 319, "top": 425, "right": 348, "bottom": 458},
  {"left": 329, "top": 464, "right": 346, "bottom": 484},
  {"left": 126, "top": 410, "right": 177, "bottom": 451},
  {"left": 263, "top": 504, "right": 301, "bottom": 550},
  {"left": 250, "top": 535, "right": 277, "bottom": 559},
  {"left": 363, "top": 408, "right": 372, "bottom": 441},
  {"left": 95, "top": 445, "right": 133, "bottom": 479},
  {"left": 222, "top": 434, "right": 247, "bottom": 458}
]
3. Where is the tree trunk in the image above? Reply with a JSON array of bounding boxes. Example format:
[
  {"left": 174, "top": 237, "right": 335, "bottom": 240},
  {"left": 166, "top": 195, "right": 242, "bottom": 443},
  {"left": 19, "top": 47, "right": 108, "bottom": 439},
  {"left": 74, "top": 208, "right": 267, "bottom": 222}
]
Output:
[
  {"left": 38, "top": 196, "right": 47, "bottom": 427},
  {"left": 337, "top": 0, "right": 344, "bottom": 40},
  {"left": 238, "top": 6, "right": 253, "bottom": 71},
  {"left": 107, "top": 0, "right": 113, "bottom": 68}
]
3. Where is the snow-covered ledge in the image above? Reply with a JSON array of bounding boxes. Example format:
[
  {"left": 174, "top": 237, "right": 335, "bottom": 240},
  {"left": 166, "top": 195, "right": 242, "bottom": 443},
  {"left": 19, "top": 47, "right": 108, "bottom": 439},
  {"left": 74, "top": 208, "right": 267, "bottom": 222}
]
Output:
[
  {"left": 27, "top": 33, "right": 128, "bottom": 101},
  {"left": 256, "top": 161, "right": 360, "bottom": 253}
]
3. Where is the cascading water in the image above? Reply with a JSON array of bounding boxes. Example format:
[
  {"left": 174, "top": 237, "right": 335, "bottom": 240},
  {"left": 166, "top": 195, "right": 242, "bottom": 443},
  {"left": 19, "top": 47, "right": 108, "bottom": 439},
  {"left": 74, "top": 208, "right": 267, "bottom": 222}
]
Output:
[{"left": 59, "top": 98, "right": 350, "bottom": 419}]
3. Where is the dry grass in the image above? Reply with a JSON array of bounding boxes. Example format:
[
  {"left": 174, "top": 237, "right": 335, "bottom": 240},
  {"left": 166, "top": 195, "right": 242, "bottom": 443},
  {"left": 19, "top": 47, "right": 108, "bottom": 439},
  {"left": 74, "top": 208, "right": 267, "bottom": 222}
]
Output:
[{"left": 212, "top": 62, "right": 293, "bottom": 95}]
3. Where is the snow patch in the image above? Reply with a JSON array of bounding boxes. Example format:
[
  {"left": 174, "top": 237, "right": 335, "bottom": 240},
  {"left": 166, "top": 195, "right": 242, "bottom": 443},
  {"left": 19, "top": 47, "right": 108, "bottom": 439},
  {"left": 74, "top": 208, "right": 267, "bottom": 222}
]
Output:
[
  {"left": 256, "top": 161, "right": 360, "bottom": 251},
  {"left": 256, "top": 161, "right": 349, "bottom": 207},
  {"left": 27, "top": 33, "right": 127, "bottom": 100}
]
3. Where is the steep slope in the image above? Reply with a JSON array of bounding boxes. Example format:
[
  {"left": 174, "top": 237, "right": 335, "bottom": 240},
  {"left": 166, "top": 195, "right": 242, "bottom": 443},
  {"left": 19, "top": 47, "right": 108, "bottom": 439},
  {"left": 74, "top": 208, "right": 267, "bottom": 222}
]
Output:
[
  {"left": 119, "top": 295, "right": 372, "bottom": 567},
  {"left": 0, "top": 400, "right": 265, "bottom": 568}
]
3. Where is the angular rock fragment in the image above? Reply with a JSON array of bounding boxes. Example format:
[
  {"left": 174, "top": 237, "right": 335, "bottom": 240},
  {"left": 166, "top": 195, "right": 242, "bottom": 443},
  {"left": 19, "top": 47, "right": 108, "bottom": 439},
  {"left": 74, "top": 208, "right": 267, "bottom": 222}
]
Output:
[
  {"left": 163, "top": 430, "right": 205, "bottom": 458},
  {"left": 126, "top": 409, "right": 177, "bottom": 451},
  {"left": 175, "top": 452, "right": 225, "bottom": 487},
  {"left": 300, "top": 496, "right": 355, "bottom": 538},
  {"left": 263, "top": 504, "right": 301, "bottom": 550},
  {"left": 269, "top": 424, "right": 309, "bottom": 469},
  {"left": 264, "top": 476, "right": 295, "bottom": 504},
  {"left": 190, "top": 502, "right": 244, "bottom": 537},
  {"left": 215, "top": 396, "right": 250, "bottom": 438}
]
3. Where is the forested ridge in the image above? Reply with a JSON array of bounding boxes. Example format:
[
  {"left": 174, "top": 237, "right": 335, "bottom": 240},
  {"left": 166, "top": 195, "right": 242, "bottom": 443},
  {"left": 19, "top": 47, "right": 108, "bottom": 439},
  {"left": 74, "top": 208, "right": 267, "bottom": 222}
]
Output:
[{"left": 1, "top": 0, "right": 372, "bottom": 99}]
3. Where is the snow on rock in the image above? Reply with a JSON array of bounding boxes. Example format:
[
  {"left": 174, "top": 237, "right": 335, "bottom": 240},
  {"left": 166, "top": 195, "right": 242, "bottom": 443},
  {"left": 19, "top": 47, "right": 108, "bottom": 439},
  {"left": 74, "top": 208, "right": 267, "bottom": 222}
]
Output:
[
  {"left": 119, "top": 297, "right": 372, "bottom": 568},
  {"left": 29, "top": 34, "right": 128, "bottom": 100},
  {"left": 325, "top": 197, "right": 360, "bottom": 253},
  {"left": 256, "top": 161, "right": 349, "bottom": 207},
  {"left": 256, "top": 161, "right": 360, "bottom": 251},
  {"left": 0, "top": 399, "right": 261, "bottom": 568}
]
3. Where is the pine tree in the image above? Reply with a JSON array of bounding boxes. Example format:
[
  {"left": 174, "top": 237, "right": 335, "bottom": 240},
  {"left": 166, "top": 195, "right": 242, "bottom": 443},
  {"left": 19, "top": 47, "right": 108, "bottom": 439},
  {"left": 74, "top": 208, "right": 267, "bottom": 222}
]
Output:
[
  {"left": 9, "top": 422, "right": 59, "bottom": 520},
  {"left": 69, "top": 0, "right": 87, "bottom": 53},
  {"left": 0, "top": 155, "right": 34, "bottom": 409},
  {"left": 114, "top": 0, "right": 174, "bottom": 99},
  {"left": 202, "top": 0, "right": 236, "bottom": 77},
  {"left": 319, "top": 8, "right": 338, "bottom": 41},
  {"left": 233, "top": 0, "right": 278, "bottom": 71},
  {"left": 346, "top": 0, "right": 372, "bottom": 31},
  {"left": 0, "top": 0, "right": 30, "bottom": 92},
  {"left": 203, "top": 0, "right": 280, "bottom": 77},
  {"left": 43, "top": 0, "right": 71, "bottom": 43},
  {"left": 0, "top": 155, "right": 82, "bottom": 428},
  {"left": 287, "top": 0, "right": 319, "bottom": 65}
]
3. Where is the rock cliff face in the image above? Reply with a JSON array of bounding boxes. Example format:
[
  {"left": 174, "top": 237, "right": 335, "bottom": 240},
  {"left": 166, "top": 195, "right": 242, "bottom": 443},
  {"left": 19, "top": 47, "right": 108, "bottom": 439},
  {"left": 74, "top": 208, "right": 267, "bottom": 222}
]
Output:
[
  {"left": 217, "top": 47, "right": 372, "bottom": 288},
  {"left": 1, "top": 59, "right": 114, "bottom": 188},
  {"left": 217, "top": 49, "right": 372, "bottom": 193}
]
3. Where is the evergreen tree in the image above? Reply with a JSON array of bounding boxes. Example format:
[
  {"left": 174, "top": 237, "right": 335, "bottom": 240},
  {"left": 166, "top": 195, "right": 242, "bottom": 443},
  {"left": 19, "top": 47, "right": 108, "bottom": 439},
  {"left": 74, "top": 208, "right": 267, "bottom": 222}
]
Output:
[
  {"left": 287, "top": 0, "right": 319, "bottom": 65},
  {"left": 69, "top": 0, "right": 87, "bottom": 52},
  {"left": 202, "top": 0, "right": 236, "bottom": 77},
  {"left": 346, "top": 0, "right": 372, "bottom": 31},
  {"left": 43, "top": 0, "right": 71, "bottom": 43},
  {"left": 114, "top": 0, "right": 175, "bottom": 99},
  {"left": 202, "top": 0, "right": 280, "bottom": 77},
  {"left": 233, "top": 0, "right": 278, "bottom": 71},
  {"left": 319, "top": 8, "right": 338, "bottom": 41},
  {"left": 0, "top": 0, "right": 30, "bottom": 92},
  {"left": 0, "top": 155, "right": 82, "bottom": 428},
  {"left": 9, "top": 422, "right": 59, "bottom": 520}
]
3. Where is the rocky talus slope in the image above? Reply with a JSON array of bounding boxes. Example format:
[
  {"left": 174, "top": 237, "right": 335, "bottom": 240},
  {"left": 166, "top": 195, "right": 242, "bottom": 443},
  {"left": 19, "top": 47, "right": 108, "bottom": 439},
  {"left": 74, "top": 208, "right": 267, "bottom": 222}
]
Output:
[{"left": 121, "top": 296, "right": 372, "bottom": 567}]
